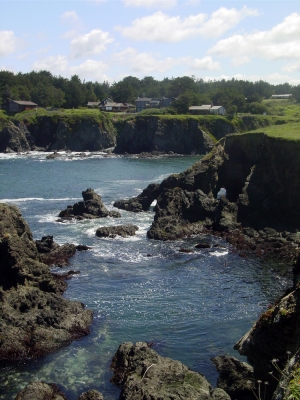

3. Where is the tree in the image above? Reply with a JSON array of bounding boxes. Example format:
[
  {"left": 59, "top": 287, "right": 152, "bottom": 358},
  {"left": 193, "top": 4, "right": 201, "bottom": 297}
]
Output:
[
  {"left": 168, "top": 76, "right": 197, "bottom": 98},
  {"left": 171, "top": 91, "right": 201, "bottom": 114},
  {"left": 110, "top": 80, "right": 135, "bottom": 103},
  {"left": 248, "top": 102, "right": 268, "bottom": 114}
]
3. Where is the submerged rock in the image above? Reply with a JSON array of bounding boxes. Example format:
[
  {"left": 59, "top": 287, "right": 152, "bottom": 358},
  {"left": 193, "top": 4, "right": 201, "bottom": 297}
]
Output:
[
  {"left": 110, "top": 341, "right": 230, "bottom": 400},
  {"left": 58, "top": 188, "right": 121, "bottom": 220},
  {"left": 0, "top": 203, "right": 93, "bottom": 361}
]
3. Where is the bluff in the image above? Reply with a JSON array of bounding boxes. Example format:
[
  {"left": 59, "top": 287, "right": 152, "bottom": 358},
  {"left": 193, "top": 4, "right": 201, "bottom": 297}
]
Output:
[{"left": 0, "top": 112, "right": 116, "bottom": 152}]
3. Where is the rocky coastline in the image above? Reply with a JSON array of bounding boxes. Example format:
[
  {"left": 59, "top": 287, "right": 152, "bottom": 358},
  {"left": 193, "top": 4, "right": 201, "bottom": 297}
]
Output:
[{"left": 2, "top": 130, "right": 300, "bottom": 399}]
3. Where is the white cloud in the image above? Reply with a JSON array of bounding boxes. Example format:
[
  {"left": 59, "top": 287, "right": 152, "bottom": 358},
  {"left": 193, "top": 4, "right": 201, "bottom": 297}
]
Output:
[
  {"left": 183, "top": 56, "right": 220, "bottom": 70},
  {"left": 198, "top": 6, "right": 259, "bottom": 38},
  {"left": 70, "top": 29, "right": 114, "bottom": 59},
  {"left": 118, "top": 7, "right": 258, "bottom": 42},
  {"left": 122, "top": 0, "right": 177, "bottom": 8},
  {"left": 283, "top": 61, "right": 300, "bottom": 72},
  {"left": 113, "top": 47, "right": 178, "bottom": 74},
  {"left": 117, "top": 11, "right": 206, "bottom": 42},
  {"left": 209, "top": 12, "right": 300, "bottom": 63},
  {"left": 32, "top": 55, "right": 68, "bottom": 74},
  {"left": 60, "top": 11, "right": 80, "bottom": 25},
  {"left": 0, "top": 31, "right": 17, "bottom": 57},
  {"left": 69, "top": 59, "right": 110, "bottom": 81}
]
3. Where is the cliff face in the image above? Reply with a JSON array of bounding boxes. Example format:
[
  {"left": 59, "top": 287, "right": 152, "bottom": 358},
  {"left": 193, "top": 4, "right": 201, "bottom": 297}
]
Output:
[
  {"left": 114, "top": 116, "right": 224, "bottom": 154},
  {"left": 0, "top": 114, "right": 116, "bottom": 152}
]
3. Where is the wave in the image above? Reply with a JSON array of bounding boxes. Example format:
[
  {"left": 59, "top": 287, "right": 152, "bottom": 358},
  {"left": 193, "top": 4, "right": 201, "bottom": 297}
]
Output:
[{"left": 0, "top": 197, "right": 80, "bottom": 203}]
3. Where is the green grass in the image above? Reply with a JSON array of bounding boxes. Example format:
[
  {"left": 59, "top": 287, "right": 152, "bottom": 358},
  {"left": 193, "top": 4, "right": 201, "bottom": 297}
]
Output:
[{"left": 263, "top": 99, "right": 300, "bottom": 118}]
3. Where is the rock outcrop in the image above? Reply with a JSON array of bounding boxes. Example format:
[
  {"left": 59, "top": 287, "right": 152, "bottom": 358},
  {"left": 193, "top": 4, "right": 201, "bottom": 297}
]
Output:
[
  {"left": 35, "top": 235, "right": 76, "bottom": 267},
  {"left": 96, "top": 224, "right": 139, "bottom": 238},
  {"left": 114, "top": 133, "right": 300, "bottom": 261},
  {"left": 0, "top": 203, "right": 93, "bottom": 361},
  {"left": 58, "top": 188, "right": 121, "bottom": 220},
  {"left": 111, "top": 341, "right": 230, "bottom": 400}
]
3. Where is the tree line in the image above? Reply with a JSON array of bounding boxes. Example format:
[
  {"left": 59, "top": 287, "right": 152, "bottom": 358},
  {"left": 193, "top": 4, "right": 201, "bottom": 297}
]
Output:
[{"left": 1, "top": 70, "right": 300, "bottom": 113}]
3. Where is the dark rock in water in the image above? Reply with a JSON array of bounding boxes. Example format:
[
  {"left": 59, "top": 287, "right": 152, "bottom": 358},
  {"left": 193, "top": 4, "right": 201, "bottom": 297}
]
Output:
[
  {"left": 15, "top": 381, "right": 67, "bottom": 400},
  {"left": 78, "top": 390, "right": 104, "bottom": 400},
  {"left": 211, "top": 356, "right": 255, "bottom": 400},
  {"left": 96, "top": 224, "right": 139, "bottom": 238},
  {"left": 46, "top": 151, "right": 61, "bottom": 159},
  {"left": 0, "top": 203, "right": 93, "bottom": 361},
  {"left": 35, "top": 235, "right": 76, "bottom": 267},
  {"left": 76, "top": 244, "right": 91, "bottom": 251},
  {"left": 114, "top": 183, "right": 160, "bottom": 212},
  {"left": 110, "top": 341, "right": 230, "bottom": 400},
  {"left": 195, "top": 242, "right": 211, "bottom": 249},
  {"left": 59, "top": 188, "right": 121, "bottom": 220}
]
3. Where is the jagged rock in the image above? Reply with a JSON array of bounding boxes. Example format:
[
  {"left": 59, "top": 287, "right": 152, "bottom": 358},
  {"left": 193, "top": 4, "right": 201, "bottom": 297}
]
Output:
[
  {"left": 58, "top": 188, "right": 121, "bottom": 220},
  {"left": 211, "top": 356, "right": 255, "bottom": 400},
  {"left": 110, "top": 341, "right": 230, "bottom": 400},
  {"left": 234, "top": 282, "right": 300, "bottom": 396},
  {"left": 0, "top": 121, "right": 33, "bottom": 153},
  {"left": 0, "top": 203, "right": 93, "bottom": 361},
  {"left": 35, "top": 235, "right": 76, "bottom": 267},
  {"left": 96, "top": 224, "right": 139, "bottom": 238},
  {"left": 114, "top": 183, "right": 160, "bottom": 212}
]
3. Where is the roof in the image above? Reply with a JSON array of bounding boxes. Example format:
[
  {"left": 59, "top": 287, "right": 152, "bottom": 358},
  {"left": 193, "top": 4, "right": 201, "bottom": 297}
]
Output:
[
  {"left": 189, "top": 105, "right": 212, "bottom": 110},
  {"left": 210, "top": 106, "right": 224, "bottom": 110},
  {"left": 135, "top": 97, "right": 153, "bottom": 102},
  {"left": 87, "top": 101, "right": 100, "bottom": 106},
  {"left": 10, "top": 100, "right": 37, "bottom": 106}
]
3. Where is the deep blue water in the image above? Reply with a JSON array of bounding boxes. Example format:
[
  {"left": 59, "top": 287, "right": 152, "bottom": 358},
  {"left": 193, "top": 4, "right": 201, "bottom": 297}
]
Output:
[{"left": 0, "top": 152, "right": 289, "bottom": 399}]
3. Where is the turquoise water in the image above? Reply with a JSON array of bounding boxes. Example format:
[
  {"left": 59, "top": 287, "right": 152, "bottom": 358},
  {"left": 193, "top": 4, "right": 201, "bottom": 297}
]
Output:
[{"left": 0, "top": 152, "right": 289, "bottom": 399}]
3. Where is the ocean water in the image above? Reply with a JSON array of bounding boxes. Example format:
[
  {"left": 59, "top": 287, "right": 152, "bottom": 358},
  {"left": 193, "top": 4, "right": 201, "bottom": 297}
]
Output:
[{"left": 0, "top": 152, "right": 289, "bottom": 399}]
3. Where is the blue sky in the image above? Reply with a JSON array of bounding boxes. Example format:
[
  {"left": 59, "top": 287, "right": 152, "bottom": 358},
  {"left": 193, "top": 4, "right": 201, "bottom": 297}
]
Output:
[{"left": 1, "top": 0, "right": 300, "bottom": 85}]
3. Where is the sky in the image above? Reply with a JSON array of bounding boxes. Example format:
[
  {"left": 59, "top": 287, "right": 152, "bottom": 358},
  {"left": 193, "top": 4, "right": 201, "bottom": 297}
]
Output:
[{"left": 1, "top": 0, "right": 300, "bottom": 85}]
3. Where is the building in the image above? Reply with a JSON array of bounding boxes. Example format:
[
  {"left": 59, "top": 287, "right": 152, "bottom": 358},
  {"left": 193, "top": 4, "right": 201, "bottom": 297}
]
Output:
[
  {"left": 135, "top": 97, "right": 175, "bottom": 112},
  {"left": 99, "top": 98, "right": 135, "bottom": 112},
  {"left": 271, "top": 94, "right": 293, "bottom": 99},
  {"left": 189, "top": 104, "right": 226, "bottom": 115},
  {"left": 9, "top": 100, "right": 38, "bottom": 113},
  {"left": 87, "top": 101, "right": 100, "bottom": 108}
]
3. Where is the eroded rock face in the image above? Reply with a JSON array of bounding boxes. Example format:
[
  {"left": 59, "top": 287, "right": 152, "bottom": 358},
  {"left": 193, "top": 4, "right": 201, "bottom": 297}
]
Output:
[
  {"left": 110, "top": 341, "right": 230, "bottom": 400},
  {"left": 0, "top": 203, "right": 93, "bottom": 361},
  {"left": 113, "top": 183, "right": 160, "bottom": 212},
  {"left": 36, "top": 235, "right": 76, "bottom": 267},
  {"left": 96, "top": 224, "right": 139, "bottom": 238},
  {"left": 58, "top": 188, "right": 121, "bottom": 220},
  {"left": 234, "top": 282, "right": 300, "bottom": 396}
]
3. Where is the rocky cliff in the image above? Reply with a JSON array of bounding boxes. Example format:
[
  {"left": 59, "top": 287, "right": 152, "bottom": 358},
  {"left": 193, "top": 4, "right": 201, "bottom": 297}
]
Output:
[
  {"left": 0, "top": 203, "right": 93, "bottom": 360},
  {"left": 0, "top": 113, "right": 116, "bottom": 153}
]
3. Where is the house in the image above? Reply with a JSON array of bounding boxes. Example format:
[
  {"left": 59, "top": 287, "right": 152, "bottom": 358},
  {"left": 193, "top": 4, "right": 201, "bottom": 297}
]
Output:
[
  {"left": 209, "top": 106, "right": 226, "bottom": 115},
  {"left": 9, "top": 100, "right": 38, "bottom": 113},
  {"left": 99, "top": 98, "right": 135, "bottom": 112},
  {"left": 135, "top": 97, "right": 175, "bottom": 112},
  {"left": 271, "top": 94, "right": 293, "bottom": 99},
  {"left": 189, "top": 104, "right": 226, "bottom": 115},
  {"left": 189, "top": 105, "right": 212, "bottom": 115},
  {"left": 87, "top": 101, "right": 100, "bottom": 108}
]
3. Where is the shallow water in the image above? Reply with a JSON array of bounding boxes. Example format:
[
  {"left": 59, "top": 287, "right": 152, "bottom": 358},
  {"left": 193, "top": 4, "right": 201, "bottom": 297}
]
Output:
[{"left": 0, "top": 152, "right": 289, "bottom": 399}]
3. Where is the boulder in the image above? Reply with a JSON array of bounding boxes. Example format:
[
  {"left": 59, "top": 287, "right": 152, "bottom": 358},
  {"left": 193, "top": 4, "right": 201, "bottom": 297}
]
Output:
[
  {"left": 211, "top": 356, "right": 255, "bottom": 400},
  {"left": 58, "top": 188, "right": 121, "bottom": 220},
  {"left": 110, "top": 341, "right": 230, "bottom": 400},
  {"left": 96, "top": 224, "right": 139, "bottom": 238},
  {"left": 15, "top": 381, "right": 67, "bottom": 400},
  {"left": 78, "top": 390, "right": 104, "bottom": 400},
  {"left": 0, "top": 203, "right": 93, "bottom": 361}
]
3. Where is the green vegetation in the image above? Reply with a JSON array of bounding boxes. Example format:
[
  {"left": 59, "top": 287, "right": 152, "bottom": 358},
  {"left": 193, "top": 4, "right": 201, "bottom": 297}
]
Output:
[{"left": 1, "top": 70, "right": 300, "bottom": 112}]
